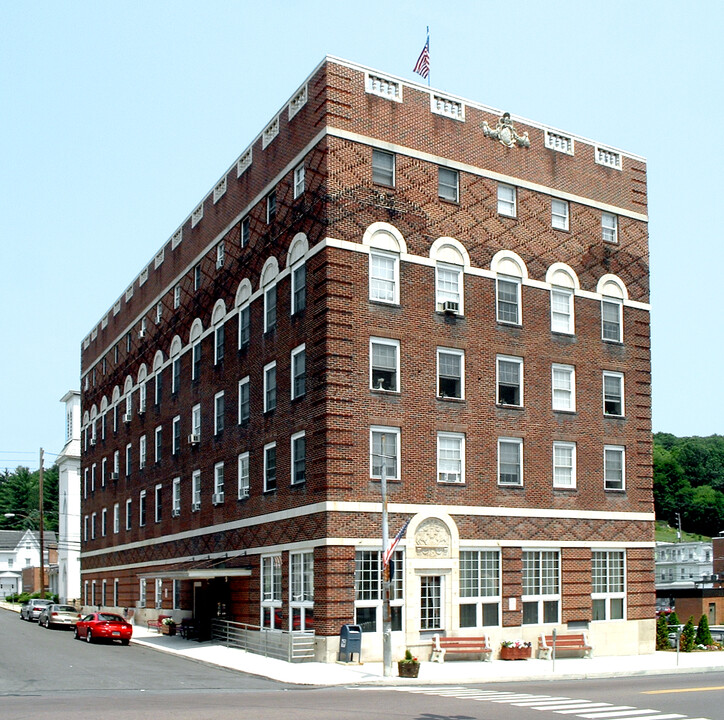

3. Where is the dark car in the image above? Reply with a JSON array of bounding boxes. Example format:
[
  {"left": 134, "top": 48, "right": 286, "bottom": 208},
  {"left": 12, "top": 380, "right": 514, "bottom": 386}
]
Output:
[
  {"left": 19, "top": 598, "right": 53, "bottom": 621},
  {"left": 74, "top": 612, "right": 133, "bottom": 645},
  {"left": 38, "top": 604, "right": 81, "bottom": 629}
]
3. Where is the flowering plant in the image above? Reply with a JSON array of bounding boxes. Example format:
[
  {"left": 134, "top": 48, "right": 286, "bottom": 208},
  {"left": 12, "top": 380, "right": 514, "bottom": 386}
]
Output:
[
  {"left": 501, "top": 639, "right": 531, "bottom": 648},
  {"left": 161, "top": 617, "right": 176, "bottom": 626},
  {"left": 399, "top": 649, "right": 419, "bottom": 664}
]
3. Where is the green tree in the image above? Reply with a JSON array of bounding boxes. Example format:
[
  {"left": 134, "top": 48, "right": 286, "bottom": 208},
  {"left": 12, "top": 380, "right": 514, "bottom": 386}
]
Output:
[
  {"left": 667, "top": 611, "right": 681, "bottom": 627},
  {"left": 656, "top": 615, "right": 670, "bottom": 650},
  {"left": 0, "top": 465, "right": 59, "bottom": 532},
  {"left": 680, "top": 616, "right": 696, "bottom": 652},
  {"left": 695, "top": 614, "right": 713, "bottom": 646}
]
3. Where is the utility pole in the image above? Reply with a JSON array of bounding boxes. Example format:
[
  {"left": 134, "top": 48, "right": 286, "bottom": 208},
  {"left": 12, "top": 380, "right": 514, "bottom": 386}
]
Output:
[
  {"left": 39, "top": 448, "right": 45, "bottom": 598},
  {"left": 380, "top": 434, "right": 392, "bottom": 677},
  {"left": 676, "top": 512, "right": 682, "bottom": 543}
]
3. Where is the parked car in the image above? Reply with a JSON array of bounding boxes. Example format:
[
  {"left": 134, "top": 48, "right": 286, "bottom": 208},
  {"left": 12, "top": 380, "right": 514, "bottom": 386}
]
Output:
[
  {"left": 38, "top": 604, "right": 81, "bottom": 629},
  {"left": 74, "top": 612, "right": 133, "bottom": 645},
  {"left": 19, "top": 599, "right": 53, "bottom": 621}
]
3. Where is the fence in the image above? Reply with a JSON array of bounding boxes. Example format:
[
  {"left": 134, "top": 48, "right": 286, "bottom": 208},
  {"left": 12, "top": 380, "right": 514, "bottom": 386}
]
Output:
[{"left": 210, "top": 618, "right": 316, "bottom": 663}]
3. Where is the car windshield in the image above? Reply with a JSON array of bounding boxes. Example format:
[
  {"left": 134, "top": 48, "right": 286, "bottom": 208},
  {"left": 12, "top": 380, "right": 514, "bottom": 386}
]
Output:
[
  {"left": 56, "top": 605, "right": 77, "bottom": 612},
  {"left": 97, "top": 613, "right": 125, "bottom": 623}
]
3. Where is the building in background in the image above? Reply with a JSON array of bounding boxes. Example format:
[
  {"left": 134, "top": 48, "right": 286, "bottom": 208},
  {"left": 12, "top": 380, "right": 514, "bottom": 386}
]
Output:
[
  {"left": 79, "top": 57, "right": 653, "bottom": 660},
  {"left": 0, "top": 529, "right": 58, "bottom": 598},
  {"left": 57, "top": 390, "right": 81, "bottom": 603}
]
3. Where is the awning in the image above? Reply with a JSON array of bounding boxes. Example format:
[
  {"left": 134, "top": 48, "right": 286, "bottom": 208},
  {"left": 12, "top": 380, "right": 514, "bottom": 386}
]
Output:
[{"left": 137, "top": 568, "right": 251, "bottom": 580}]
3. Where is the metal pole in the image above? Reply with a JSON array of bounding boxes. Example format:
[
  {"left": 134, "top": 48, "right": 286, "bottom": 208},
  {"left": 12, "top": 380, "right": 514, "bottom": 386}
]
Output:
[
  {"left": 39, "top": 448, "right": 45, "bottom": 599},
  {"left": 381, "top": 434, "right": 392, "bottom": 677}
]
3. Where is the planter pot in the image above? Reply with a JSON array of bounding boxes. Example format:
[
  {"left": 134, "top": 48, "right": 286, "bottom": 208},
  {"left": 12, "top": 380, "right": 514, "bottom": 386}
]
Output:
[
  {"left": 500, "top": 646, "right": 531, "bottom": 660},
  {"left": 398, "top": 661, "right": 420, "bottom": 678},
  {"left": 161, "top": 624, "right": 176, "bottom": 636}
]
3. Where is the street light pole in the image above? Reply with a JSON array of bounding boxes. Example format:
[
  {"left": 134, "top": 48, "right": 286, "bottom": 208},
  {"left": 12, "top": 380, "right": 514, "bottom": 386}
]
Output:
[
  {"left": 380, "top": 434, "right": 392, "bottom": 677},
  {"left": 39, "top": 448, "right": 45, "bottom": 598}
]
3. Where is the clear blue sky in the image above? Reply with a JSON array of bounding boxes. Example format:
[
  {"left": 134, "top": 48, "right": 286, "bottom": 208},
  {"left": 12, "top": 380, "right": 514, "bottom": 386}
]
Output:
[{"left": 1, "top": 0, "right": 721, "bottom": 470}]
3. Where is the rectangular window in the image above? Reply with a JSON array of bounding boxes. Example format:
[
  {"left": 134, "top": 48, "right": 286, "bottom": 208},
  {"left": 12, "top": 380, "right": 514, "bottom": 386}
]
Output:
[
  {"left": 602, "top": 212, "right": 618, "bottom": 243},
  {"left": 91, "top": 463, "right": 96, "bottom": 492},
  {"left": 522, "top": 550, "right": 560, "bottom": 624},
  {"left": 154, "top": 372, "right": 162, "bottom": 406},
  {"left": 264, "top": 284, "right": 277, "bottom": 333},
  {"left": 238, "top": 452, "right": 250, "bottom": 499},
  {"left": 421, "top": 575, "right": 442, "bottom": 631},
  {"left": 194, "top": 264, "right": 201, "bottom": 291},
  {"left": 238, "top": 377, "right": 250, "bottom": 424},
  {"left": 437, "top": 432, "right": 465, "bottom": 484},
  {"left": 603, "top": 372, "right": 625, "bottom": 416},
  {"left": 553, "top": 441, "right": 576, "bottom": 489},
  {"left": 370, "top": 337, "right": 400, "bottom": 392},
  {"left": 354, "top": 549, "right": 404, "bottom": 632},
  {"left": 192, "top": 342, "right": 201, "bottom": 381},
  {"left": 241, "top": 216, "right": 250, "bottom": 247},
  {"left": 551, "top": 199, "right": 569, "bottom": 230},
  {"left": 114, "top": 578, "right": 119, "bottom": 606},
  {"left": 292, "top": 263, "right": 306, "bottom": 314},
  {"left": 266, "top": 191, "right": 276, "bottom": 223},
  {"left": 290, "top": 551, "right": 314, "bottom": 632},
  {"left": 101, "top": 457, "right": 107, "bottom": 488},
  {"left": 497, "top": 183, "right": 516, "bottom": 217},
  {"left": 370, "top": 426, "right": 400, "bottom": 480},
  {"left": 264, "top": 362, "right": 277, "bottom": 412},
  {"left": 369, "top": 250, "right": 399, "bottom": 304},
  {"left": 155, "top": 302, "right": 162, "bottom": 324},
  {"left": 592, "top": 550, "right": 625, "bottom": 621},
  {"left": 604, "top": 446, "right": 625, "bottom": 491},
  {"left": 459, "top": 550, "right": 500, "bottom": 628},
  {"left": 172, "top": 415, "right": 180, "bottom": 455},
  {"left": 497, "top": 355, "right": 523, "bottom": 406},
  {"left": 113, "top": 503, "right": 119, "bottom": 533},
  {"left": 551, "top": 287, "right": 574, "bottom": 334},
  {"left": 437, "top": 347, "right": 464, "bottom": 399},
  {"left": 214, "top": 391, "right": 225, "bottom": 435},
  {"left": 139, "top": 435, "right": 146, "bottom": 470},
  {"left": 125, "top": 444, "right": 132, "bottom": 477},
  {"left": 438, "top": 166, "right": 459, "bottom": 202},
  {"left": 498, "top": 437, "right": 523, "bottom": 486},
  {"left": 291, "top": 345, "right": 306, "bottom": 399},
  {"left": 436, "top": 264, "right": 463, "bottom": 313},
  {"left": 291, "top": 431, "right": 306, "bottom": 485},
  {"left": 238, "top": 305, "right": 250, "bottom": 348},
  {"left": 293, "top": 163, "right": 305, "bottom": 198},
  {"left": 172, "top": 357, "right": 180, "bottom": 393},
  {"left": 496, "top": 276, "right": 520, "bottom": 324},
  {"left": 602, "top": 299, "right": 623, "bottom": 342},
  {"left": 552, "top": 364, "right": 575, "bottom": 412},
  {"left": 84, "top": 515, "right": 89, "bottom": 542},
  {"left": 91, "top": 512, "right": 97, "bottom": 539},
  {"left": 139, "top": 490, "right": 146, "bottom": 527},
  {"left": 264, "top": 442, "right": 277, "bottom": 492},
  {"left": 154, "top": 484, "right": 162, "bottom": 523},
  {"left": 173, "top": 284, "right": 181, "bottom": 309},
  {"left": 192, "top": 469, "right": 201, "bottom": 510},
  {"left": 372, "top": 148, "right": 395, "bottom": 187},
  {"left": 172, "top": 477, "right": 181, "bottom": 516},
  {"left": 216, "top": 241, "right": 225, "bottom": 269},
  {"left": 191, "top": 404, "right": 201, "bottom": 440},
  {"left": 213, "top": 462, "right": 225, "bottom": 504},
  {"left": 125, "top": 498, "right": 132, "bottom": 530},
  {"left": 139, "top": 578, "right": 146, "bottom": 608},
  {"left": 214, "top": 325, "right": 225, "bottom": 364},
  {"left": 261, "top": 555, "right": 282, "bottom": 629},
  {"left": 113, "top": 450, "right": 120, "bottom": 475}
]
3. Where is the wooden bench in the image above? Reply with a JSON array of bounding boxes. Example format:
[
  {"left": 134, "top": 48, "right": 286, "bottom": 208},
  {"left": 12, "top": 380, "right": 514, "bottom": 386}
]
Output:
[
  {"left": 146, "top": 614, "right": 172, "bottom": 633},
  {"left": 538, "top": 632, "right": 593, "bottom": 659},
  {"left": 430, "top": 634, "right": 492, "bottom": 662}
]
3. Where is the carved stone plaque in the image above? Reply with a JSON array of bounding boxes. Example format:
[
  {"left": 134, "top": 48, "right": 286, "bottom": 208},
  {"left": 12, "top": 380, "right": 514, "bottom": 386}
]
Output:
[{"left": 414, "top": 518, "right": 451, "bottom": 558}]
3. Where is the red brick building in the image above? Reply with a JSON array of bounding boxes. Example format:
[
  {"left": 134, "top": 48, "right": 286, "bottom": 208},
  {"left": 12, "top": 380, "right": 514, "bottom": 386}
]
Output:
[{"left": 79, "top": 56, "right": 654, "bottom": 660}]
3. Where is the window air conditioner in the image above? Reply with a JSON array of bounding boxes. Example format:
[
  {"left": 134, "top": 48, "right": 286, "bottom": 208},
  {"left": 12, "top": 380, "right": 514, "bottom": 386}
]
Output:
[
  {"left": 122, "top": 413, "right": 132, "bottom": 423},
  {"left": 110, "top": 472, "right": 119, "bottom": 481},
  {"left": 238, "top": 490, "right": 250, "bottom": 500},
  {"left": 188, "top": 434, "right": 200, "bottom": 445},
  {"left": 138, "top": 404, "right": 145, "bottom": 415},
  {"left": 192, "top": 501, "right": 201, "bottom": 511},
  {"left": 216, "top": 258, "right": 224, "bottom": 269},
  {"left": 212, "top": 492, "right": 225, "bottom": 505},
  {"left": 90, "top": 437, "right": 96, "bottom": 446},
  {"left": 139, "top": 329, "right": 146, "bottom": 339},
  {"left": 442, "top": 300, "right": 459, "bottom": 314},
  {"left": 171, "top": 508, "right": 180, "bottom": 518}
]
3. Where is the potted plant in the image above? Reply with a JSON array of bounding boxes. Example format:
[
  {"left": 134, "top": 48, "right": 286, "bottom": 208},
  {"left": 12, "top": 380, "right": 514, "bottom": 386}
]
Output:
[
  {"left": 398, "top": 649, "right": 420, "bottom": 678},
  {"left": 500, "top": 639, "right": 532, "bottom": 660},
  {"left": 161, "top": 617, "right": 177, "bottom": 636}
]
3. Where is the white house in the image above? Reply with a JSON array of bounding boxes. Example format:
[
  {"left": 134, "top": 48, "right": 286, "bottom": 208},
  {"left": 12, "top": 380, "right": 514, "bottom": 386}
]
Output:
[{"left": 0, "top": 529, "right": 55, "bottom": 598}]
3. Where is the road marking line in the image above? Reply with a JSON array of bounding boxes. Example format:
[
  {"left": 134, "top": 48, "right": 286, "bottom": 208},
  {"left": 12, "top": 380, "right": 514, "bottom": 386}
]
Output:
[
  {"left": 643, "top": 686, "right": 724, "bottom": 694},
  {"left": 573, "top": 709, "right": 639, "bottom": 718},
  {"left": 553, "top": 706, "right": 616, "bottom": 714}
]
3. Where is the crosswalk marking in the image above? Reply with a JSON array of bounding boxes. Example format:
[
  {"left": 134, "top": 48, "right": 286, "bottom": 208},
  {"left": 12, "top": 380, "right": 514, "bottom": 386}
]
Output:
[
  {"left": 554, "top": 706, "right": 619, "bottom": 714},
  {"left": 576, "top": 710, "right": 664, "bottom": 718}
]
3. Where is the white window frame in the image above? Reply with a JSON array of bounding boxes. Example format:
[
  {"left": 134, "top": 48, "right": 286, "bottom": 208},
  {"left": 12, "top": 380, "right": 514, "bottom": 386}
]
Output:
[
  {"left": 173, "top": 284, "right": 181, "bottom": 308},
  {"left": 551, "top": 198, "right": 569, "bottom": 230},
  {"left": 214, "top": 324, "right": 225, "bottom": 364},
  {"left": 370, "top": 337, "right": 400, "bottom": 392},
  {"left": 437, "top": 347, "right": 464, "bottom": 400},
  {"left": 553, "top": 441, "right": 577, "bottom": 489},
  {"left": 238, "top": 376, "right": 250, "bottom": 424},
  {"left": 214, "top": 391, "right": 225, "bottom": 435},
  {"left": 264, "top": 442, "right": 277, "bottom": 493},
  {"left": 113, "top": 503, "right": 119, "bottom": 534},
  {"left": 601, "top": 299, "right": 623, "bottom": 343},
  {"left": 172, "top": 356, "right": 180, "bottom": 393},
  {"left": 592, "top": 550, "right": 626, "bottom": 621},
  {"left": 603, "top": 371, "right": 625, "bottom": 417},
  {"left": 91, "top": 512, "right": 97, "bottom": 540},
  {"left": 172, "top": 415, "right": 180, "bottom": 455},
  {"left": 154, "top": 483, "right": 162, "bottom": 523},
  {"left": 497, "top": 183, "right": 516, "bottom": 217},
  {"left": 369, "top": 249, "right": 399, "bottom": 305},
  {"left": 291, "top": 431, "right": 306, "bottom": 485},
  {"left": 139, "top": 577, "right": 146, "bottom": 608},
  {"left": 192, "top": 469, "right": 201, "bottom": 510},
  {"left": 238, "top": 302, "right": 250, "bottom": 348},
  {"left": 125, "top": 443, "right": 132, "bottom": 477},
  {"left": 354, "top": 549, "right": 404, "bottom": 633},
  {"left": 291, "top": 262, "right": 306, "bottom": 315},
  {"left": 372, "top": 148, "right": 395, "bottom": 187},
  {"left": 437, "top": 432, "right": 465, "bottom": 484},
  {"left": 261, "top": 554, "right": 282, "bottom": 629},
  {"left": 264, "top": 284, "right": 277, "bottom": 333},
  {"left": 496, "top": 355, "right": 523, "bottom": 407},
  {"left": 458, "top": 549, "right": 501, "bottom": 629},
  {"left": 550, "top": 287, "right": 574, "bottom": 334},
  {"left": 496, "top": 276, "right": 521, "bottom": 325},
  {"left": 241, "top": 216, "right": 250, "bottom": 247},
  {"left": 293, "top": 163, "right": 305, "bottom": 198},
  {"left": 604, "top": 445, "right": 625, "bottom": 491},
  {"left": 213, "top": 462, "right": 225, "bottom": 504},
  {"left": 101, "top": 508, "right": 107, "bottom": 537},
  {"left": 435, "top": 263, "right": 463, "bottom": 314},
  {"left": 266, "top": 191, "right": 276, "bottom": 224},
  {"left": 289, "top": 550, "right": 314, "bottom": 633},
  {"left": 551, "top": 363, "right": 575, "bottom": 412},
  {"left": 291, "top": 344, "right": 306, "bottom": 400},
  {"left": 264, "top": 361, "right": 277, "bottom": 412},
  {"left": 602, "top": 212, "right": 618, "bottom": 243},
  {"left": 154, "top": 426, "right": 162, "bottom": 463},
  {"left": 125, "top": 498, "right": 132, "bottom": 530},
  {"left": 238, "top": 452, "right": 250, "bottom": 499},
  {"left": 191, "top": 404, "right": 201, "bottom": 439},
  {"left": 438, "top": 166, "right": 459, "bottom": 202},
  {"left": 139, "top": 489, "right": 146, "bottom": 527},
  {"left": 172, "top": 477, "right": 181, "bottom": 516},
  {"left": 498, "top": 437, "right": 523, "bottom": 487},
  {"left": 370, "top": 426, "right": 400, "bottom": 481},
  {"left": 522, "top": 550, "right": 560, "bottom": 625}
]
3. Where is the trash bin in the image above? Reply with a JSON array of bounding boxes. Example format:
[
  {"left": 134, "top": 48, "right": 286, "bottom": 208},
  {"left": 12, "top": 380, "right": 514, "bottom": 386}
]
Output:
[{"left": 338, "top": 624, "right": 362, "bottom": 662}]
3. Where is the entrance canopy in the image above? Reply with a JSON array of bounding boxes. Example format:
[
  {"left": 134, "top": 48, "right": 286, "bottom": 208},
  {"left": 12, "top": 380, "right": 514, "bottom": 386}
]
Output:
[{"left": 137, "top": 568, "right": 251, "bottom": 580}]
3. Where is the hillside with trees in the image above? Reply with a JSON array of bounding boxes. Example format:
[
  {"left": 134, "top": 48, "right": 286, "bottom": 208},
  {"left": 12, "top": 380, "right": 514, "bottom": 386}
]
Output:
[
  {"left": 0, "top": 465, "right": 59, "bottom": 532},
  {"left": 654, "top": 433, "right": 724, "bottom": 538}
]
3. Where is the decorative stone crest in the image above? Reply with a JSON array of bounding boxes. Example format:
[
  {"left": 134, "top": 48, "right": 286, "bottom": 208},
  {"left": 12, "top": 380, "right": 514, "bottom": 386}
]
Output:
[
  {"left": 482, "top": 112, "right": 530, "bottom": 148},
  {"left": 414, "top": 518, "right": 451, "bottom": 558}
]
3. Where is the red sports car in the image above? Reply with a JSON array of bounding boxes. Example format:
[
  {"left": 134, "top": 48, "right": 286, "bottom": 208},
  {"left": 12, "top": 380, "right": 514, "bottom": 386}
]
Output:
[{"left": 74, "top": 612, "right": 133, "bottom": 645}]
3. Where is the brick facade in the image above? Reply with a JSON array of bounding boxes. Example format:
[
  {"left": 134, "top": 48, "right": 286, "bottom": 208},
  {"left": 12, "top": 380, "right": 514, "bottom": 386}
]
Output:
[{"left": 79, "top": 57, "right": 654, "bottom": 660}]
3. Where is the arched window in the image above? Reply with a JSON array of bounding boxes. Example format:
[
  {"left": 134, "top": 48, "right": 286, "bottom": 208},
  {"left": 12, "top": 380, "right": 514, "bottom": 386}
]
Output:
[
  {"left": 260, "top": 257, "right": 279, "bottom": 333},
  {"left": 597, "top": 275, "right": 627, "bottom": 343},
  {"left": 546, "top": 263, "right": 580, "bottom": 335},
  {"left": 235, "top": 279, "right": 252, "bottom": 349},
  {"left": 491, "top": 250, "right": 528, "bottom": 326},
  {"left": 430, "top": 237, "right": 470, "bottom": 315},
  {"left": 363, "top": 222, "right": 407, "bottom": 305},
  {"left": 287, "top": 233, "right": 308, "bottom": 315}
]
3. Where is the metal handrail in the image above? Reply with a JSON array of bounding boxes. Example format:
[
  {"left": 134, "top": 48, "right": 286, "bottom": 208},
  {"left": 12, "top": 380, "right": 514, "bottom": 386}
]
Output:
[{"left": 210, "top": 618, "right": 316, "bottom": 663}]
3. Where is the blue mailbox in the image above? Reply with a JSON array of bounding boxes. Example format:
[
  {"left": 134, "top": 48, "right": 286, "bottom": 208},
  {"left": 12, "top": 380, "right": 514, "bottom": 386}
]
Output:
[{"left": 338, "top": 624, "right": 362, "bottom": 662}]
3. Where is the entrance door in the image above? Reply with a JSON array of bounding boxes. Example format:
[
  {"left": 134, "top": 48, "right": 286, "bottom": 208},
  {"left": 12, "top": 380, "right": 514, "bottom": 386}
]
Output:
[
  {"left": 709, "top": 602, "right": 716, "bottom": 625},
  {"left": 420, "top": 575, "right": 442, "bottom": 631}
]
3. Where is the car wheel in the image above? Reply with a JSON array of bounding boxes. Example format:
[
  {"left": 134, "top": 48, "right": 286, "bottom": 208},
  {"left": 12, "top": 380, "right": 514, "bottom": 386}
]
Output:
[
  {"left": 121, "top": 639, "right": 130, "bottom": 646},
  {"left": 74, "top": 627, "right": 80, "bottom": 640},
  {"left": 86, "top": 629, "right": 93, "bottom": 643}
]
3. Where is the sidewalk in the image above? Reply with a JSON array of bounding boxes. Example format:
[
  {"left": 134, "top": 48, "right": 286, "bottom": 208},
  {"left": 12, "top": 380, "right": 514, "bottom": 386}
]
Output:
[{"left": 129, "top": 624, "right": 724, "bottom": 686}]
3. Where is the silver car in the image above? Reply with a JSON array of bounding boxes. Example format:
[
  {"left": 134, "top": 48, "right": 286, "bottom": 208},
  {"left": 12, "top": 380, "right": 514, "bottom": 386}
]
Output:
[
  {"left": 38, "top": 603, "right": 81, "bottom": 629},
  {"left": 19, "top": 599, "right": 53, "bottom": 621}
]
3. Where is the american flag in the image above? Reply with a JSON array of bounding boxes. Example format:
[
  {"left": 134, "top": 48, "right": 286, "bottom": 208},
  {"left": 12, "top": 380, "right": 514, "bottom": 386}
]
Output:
[
  {"left": 413, "top": 33, "right": 430, "bottom": 80},
  {"left": 383, "top": 518, "right": 411, "bottom": 567}
]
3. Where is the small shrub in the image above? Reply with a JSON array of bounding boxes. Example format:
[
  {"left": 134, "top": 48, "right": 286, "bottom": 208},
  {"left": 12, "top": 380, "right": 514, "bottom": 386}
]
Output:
[
  {"left": 695, "top": 614, "right": 713, "bottom": 646},
  {"left": 656, "top": 615, "right": 670, "bottom": 650},
  {"left": 667, "top": 611, "right": 681, "bottom": 627},
  {"left": 680, "top": 616, "right": 696, "bottom": 652}
]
